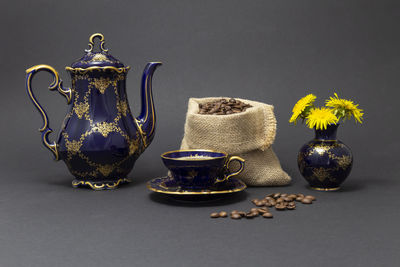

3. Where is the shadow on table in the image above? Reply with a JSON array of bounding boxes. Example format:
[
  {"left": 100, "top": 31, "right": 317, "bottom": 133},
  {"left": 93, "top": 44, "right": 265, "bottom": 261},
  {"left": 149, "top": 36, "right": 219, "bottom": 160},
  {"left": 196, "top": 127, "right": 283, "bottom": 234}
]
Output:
[
  {"left": 336, "top": 183, "right": 364, "bottom": 192},
  {"left": 301, "top": 175, "right": 398, "bottom": 193},
  {"left": 42, "top": 175, "right": 73, "bottom": 188},
  {"left": 149, "top": 191, "right": 248, "bottom": 207}
]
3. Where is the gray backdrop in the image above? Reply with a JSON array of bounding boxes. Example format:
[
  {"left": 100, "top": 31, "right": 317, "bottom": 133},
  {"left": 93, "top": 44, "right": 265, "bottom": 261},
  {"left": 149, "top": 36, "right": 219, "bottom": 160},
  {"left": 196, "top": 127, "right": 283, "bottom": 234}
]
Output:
[{"left": 1, "top": 0, "right": 399, "bottom": 266}]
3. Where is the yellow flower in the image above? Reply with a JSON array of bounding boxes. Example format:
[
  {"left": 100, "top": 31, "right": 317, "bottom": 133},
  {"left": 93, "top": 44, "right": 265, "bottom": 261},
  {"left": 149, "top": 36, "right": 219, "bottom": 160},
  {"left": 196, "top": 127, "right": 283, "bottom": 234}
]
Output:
[
  {"left": 289, "top": 94, "right": 316, "bottom": 124},
  {"left": 325, "top": 93, "right": 364, "bottom": 123},
  {"left": 306, "top": 107, "right": 338, "bottom": 130}
]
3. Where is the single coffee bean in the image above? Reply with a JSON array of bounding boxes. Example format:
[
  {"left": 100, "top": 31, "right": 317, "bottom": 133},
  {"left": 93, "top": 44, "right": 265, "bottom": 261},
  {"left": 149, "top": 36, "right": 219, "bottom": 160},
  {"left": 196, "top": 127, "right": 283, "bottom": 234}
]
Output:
[
  {"left": 245, "top": 212, "right": 258, "bottom": 218},
  {"left": 305, "top": 195, "right": 316, "bottom": 201},
  {"left": 238, "top": 211, "right": 246, "bottom": 217},
  {"left": 255, "top": 201, "right": 265, "bottom": 207},
  {"left": 288, "top": 194, "right": 297, "bottom": 199},
  {"left": 210, "top": 212, "right": 220, "bottom": 218},
  {"left": 281, "top": 193, "right": 288, "bottom": 198},
  {"left": 295, "top": 196, "right": 304, "bottom": 202},
  {"left": 210, "top": 106, "right": 219, "bottom": 112},
  {"left": 262, "top": 212, "right": 273, "bottom": 218},
  {"left": 287, "top": 202, "right": 296, "bottom": 210},
  {"left": 265, "top": 202, "right": 274, "bottom": 207},
  {"left": 231, "top": 213, "right": 242, "bottom": 219},
  {"left": 301, "top": 198, "right": 313, "bottom": 204},
  {"left": 276, "top": 198, "right": 284, "bottom": 203},
  {"left": 273, "top": 193, "right": 281, "bottom": 198},
  {"left": 297, "top": 193, "right": 304, "bottom": 198},
  {"left": 269, "top": 199, "right": 277, "bottom": 206},
  {"left": 275, "top": 204, "right": 286, "bottom": 210},
  {"left": 219, "top": 211, "right": 228, "bottom": 217},
  {"left": 258, "top": 208, "right": 269, "bottom": 213},
  {"left": 250, "top": 208, "right": 260, "bottom": 214},
  {"left": 231, "top": 210, "right": 239, "bottom": 214},
  {"left": 266, "top": 193, "right": 275, "bottom": 198}
]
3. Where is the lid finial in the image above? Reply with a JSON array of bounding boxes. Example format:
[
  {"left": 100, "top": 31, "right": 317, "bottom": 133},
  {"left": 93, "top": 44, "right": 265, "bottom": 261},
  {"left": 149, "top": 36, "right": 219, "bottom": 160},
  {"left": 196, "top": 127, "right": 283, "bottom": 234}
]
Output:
[{"left": 85, "top": 33, "right": 108, "bottom": 53}]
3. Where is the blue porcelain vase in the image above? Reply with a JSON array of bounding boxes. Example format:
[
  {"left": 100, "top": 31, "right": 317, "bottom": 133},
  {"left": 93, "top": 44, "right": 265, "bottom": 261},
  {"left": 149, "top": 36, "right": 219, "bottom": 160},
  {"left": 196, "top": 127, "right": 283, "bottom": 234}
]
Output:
[
  {"left": 25, "top": 33, "right": 162, "bottom": 190},
  {"left": 297, "top": 124, "right": 353, "bottom": 191}
]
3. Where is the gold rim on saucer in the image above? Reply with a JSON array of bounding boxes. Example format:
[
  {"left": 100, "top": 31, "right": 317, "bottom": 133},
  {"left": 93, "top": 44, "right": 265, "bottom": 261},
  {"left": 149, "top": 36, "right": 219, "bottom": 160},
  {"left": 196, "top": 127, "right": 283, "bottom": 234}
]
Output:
[{"left": 146, "top": 177, "right": 246, "bottom": 195}]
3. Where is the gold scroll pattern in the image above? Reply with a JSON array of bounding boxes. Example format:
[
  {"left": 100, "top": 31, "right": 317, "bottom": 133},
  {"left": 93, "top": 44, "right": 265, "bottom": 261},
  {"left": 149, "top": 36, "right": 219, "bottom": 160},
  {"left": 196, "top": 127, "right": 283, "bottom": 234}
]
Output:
[
  {"left": 61, "top": 73, "right": 142, "bottom": 179},
  {"left": 72, "top": 178, "right": 131, "bottom": 190}
]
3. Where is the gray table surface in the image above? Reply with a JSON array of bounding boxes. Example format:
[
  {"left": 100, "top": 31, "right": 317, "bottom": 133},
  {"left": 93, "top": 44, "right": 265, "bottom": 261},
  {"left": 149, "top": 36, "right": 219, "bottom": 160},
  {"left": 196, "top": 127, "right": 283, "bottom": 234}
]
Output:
[
  {"left": 1, "top": 0, "right": 399, "bottom": 266},
  {"left": 1, "top": 158, "right": 399, "bottom": 267}
]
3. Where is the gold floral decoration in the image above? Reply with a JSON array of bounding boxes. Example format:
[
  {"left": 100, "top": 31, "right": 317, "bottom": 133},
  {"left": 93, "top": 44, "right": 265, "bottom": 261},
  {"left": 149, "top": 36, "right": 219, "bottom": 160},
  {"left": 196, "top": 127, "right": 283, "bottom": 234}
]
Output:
[
  {"left": 91, "top": 77, "right": 111, "bottom": 94},
  {"left": 65, "top": 140, "right": 82, "bottom": 155},
  {"left": 187, "top": 170, "right": 198, "bottom": 178},
  {"left": 313, "top": 144, "right": 331, "bottom": 155},
  {"left": 90, "top": 53, "right": 108, "bottom": 62},
  {"left": 74, "top": 102, "right": 89, "bottom": 119},
  {"left": 312, "top": 167, "right": 331, "bottom": 182},
  {"left": 98, "top": 164, "right": 114, "bottom": 176},
  {"left": 94, "top": 122, "right": 116, "bottom": 137},
  {"left": 334, "top": 155, "right": 352, "bottom": 170},
  {"left": 129, "top": 139, "right": 140, "bottom": 155},
  {"left": 117, "top": 100, "right": 128, "bottom": 116}
]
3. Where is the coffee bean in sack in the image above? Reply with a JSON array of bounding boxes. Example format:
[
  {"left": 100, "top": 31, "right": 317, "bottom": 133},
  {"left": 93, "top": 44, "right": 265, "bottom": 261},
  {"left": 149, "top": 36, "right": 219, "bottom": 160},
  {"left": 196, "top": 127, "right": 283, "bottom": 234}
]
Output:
[{"left": 198, "top": 98, "right": 252, "bottom": 115}]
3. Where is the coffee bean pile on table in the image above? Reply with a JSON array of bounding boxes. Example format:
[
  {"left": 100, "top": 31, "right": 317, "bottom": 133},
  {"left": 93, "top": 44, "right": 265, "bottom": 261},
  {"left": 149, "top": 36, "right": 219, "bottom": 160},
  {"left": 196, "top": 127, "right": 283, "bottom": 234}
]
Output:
[
  {"left": 210, "top": 193, "right": 316, "bottom": 219},
  {"left": 198, "top": 98, "right": 252, "bottom": 115}
]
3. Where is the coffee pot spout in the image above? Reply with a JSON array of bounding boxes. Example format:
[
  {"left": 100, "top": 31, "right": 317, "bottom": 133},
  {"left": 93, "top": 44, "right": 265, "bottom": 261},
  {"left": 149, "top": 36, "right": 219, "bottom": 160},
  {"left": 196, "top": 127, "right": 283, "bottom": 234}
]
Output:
[{"left": 136, "top": 62, "right": 162, "bottom": 148}]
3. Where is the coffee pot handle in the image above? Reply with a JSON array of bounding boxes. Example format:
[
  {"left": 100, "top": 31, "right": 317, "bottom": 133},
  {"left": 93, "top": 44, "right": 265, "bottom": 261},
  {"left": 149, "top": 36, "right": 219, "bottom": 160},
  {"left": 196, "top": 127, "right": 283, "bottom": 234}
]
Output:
[
  {"left": 25, "top": 64, "right": 72, "bottom": 160},
  {"left": 216, "top": 156, "right": 245, "bottom": 183}
]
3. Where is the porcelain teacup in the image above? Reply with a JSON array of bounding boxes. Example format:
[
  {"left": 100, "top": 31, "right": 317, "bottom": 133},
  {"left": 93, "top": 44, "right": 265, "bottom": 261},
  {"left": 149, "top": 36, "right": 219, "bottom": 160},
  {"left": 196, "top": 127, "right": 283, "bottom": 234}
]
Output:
[{"left": 161, "top": 149, "right": 245, "bottom": 190}]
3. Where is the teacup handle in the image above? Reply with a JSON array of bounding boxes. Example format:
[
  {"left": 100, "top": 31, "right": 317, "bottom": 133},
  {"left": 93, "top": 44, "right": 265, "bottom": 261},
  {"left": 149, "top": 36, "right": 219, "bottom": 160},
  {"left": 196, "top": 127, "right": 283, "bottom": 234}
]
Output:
[{"left": 215, "top": 156, "right": 245, "bottom": 183}]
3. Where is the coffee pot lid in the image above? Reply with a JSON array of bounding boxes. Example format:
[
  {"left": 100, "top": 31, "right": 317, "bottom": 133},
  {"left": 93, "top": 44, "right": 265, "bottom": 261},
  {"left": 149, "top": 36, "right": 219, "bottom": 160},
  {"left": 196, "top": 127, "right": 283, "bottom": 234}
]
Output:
[{"left": 70, "top": 33, "right": 125, "bottom": 69}]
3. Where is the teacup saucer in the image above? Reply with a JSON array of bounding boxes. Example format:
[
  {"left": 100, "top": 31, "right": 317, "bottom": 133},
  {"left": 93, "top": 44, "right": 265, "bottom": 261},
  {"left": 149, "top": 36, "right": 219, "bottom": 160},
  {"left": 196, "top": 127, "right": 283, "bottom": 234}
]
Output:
[{"left": 146, "top": 176, "right": 247, "bottom": 196}]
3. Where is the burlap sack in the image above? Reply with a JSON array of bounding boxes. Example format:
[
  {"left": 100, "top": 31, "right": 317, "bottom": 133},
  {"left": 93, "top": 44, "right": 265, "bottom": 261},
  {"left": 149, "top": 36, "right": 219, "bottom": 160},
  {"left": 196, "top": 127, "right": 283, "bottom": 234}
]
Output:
[{"left": 180, "top": 97, "right": 291, "bottom": 186}]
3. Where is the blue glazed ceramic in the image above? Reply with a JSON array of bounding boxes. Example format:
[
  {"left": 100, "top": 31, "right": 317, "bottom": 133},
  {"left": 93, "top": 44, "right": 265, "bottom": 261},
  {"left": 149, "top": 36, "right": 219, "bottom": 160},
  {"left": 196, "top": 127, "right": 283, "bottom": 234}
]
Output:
[
  {"left": 25, "top": 33, "right": 162, "bottom": 190},
  {"left": 161, "top": 150, "right": 245, "bottom": 190},
  {"left": 297, "top": 124, "right": 353, "bottom": 191}
]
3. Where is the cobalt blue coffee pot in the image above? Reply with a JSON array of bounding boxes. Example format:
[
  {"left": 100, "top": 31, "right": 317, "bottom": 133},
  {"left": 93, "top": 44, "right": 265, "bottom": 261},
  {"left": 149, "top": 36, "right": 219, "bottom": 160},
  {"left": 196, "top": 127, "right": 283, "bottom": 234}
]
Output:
[{"left": 25, "top": 33, "right": 162, "bottom": 190}]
